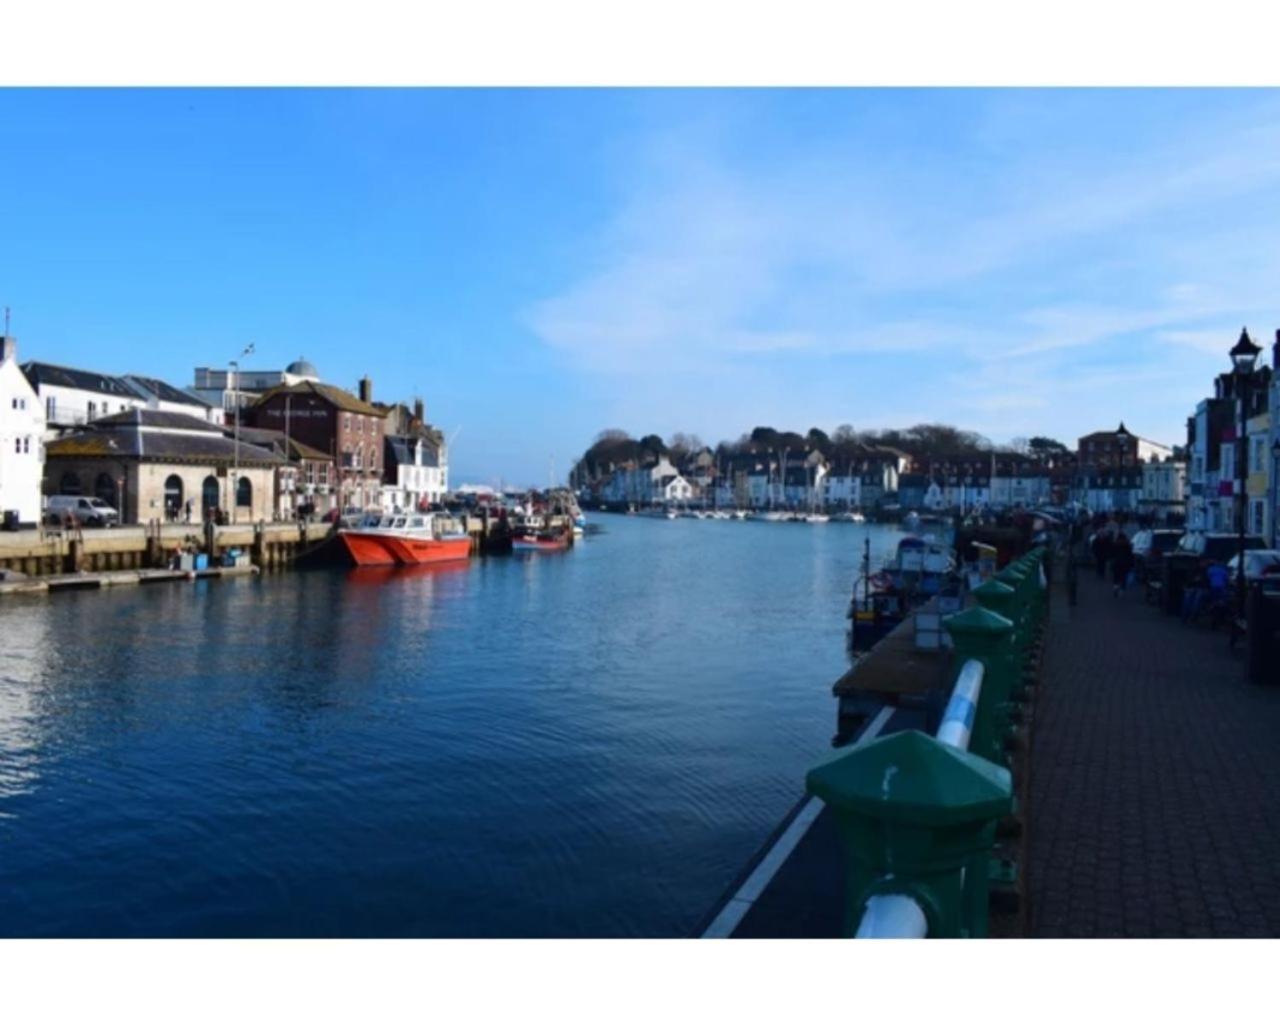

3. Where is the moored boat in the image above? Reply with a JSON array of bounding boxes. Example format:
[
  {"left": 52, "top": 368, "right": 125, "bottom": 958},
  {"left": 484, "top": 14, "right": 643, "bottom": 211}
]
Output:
[
  {"left": 340, "top": 513, "right": 471, "bottom": 567},
  {"left": 512, "top": 528, "right": 572, "bottom": 552}
]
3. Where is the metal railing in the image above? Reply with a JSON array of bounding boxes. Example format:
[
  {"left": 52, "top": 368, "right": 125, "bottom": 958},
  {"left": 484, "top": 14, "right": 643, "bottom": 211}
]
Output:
[{"left": 806, "top": 545, "right": 1049, "bottom": 939}]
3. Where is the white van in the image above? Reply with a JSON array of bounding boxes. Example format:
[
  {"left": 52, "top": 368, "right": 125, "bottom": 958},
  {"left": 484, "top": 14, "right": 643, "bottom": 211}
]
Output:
[{"left": 45, "top": 495, "right": 120, "bottom": 527}]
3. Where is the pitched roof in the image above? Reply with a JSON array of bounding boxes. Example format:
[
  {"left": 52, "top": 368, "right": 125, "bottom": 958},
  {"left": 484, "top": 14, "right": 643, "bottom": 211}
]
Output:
[
  {"left": 93, "top": 408, "right": 222, "bottom": 432},
  {"left": 233, "top": 426, "right": 332, "bottom": 462},
  {"left": 45, "top": 413, "right": 284, "bottom": 466},
  {"left": 21, "top": 360, "right": 138, "bottom": 398},
  {"left": 125, "top": 374, "right": 212, "bottom": 408},
  {"left": 254, "top": 380, "right": 386, "bottom": 417}
]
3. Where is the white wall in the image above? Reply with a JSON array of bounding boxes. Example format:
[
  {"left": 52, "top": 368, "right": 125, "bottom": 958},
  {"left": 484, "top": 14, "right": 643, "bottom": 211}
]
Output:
[
  {"left": 1, "top": 351, "right": 47, "bottom": 522},
  {"left": 37, "top": 382, "right": 146, "bottom": 433}
]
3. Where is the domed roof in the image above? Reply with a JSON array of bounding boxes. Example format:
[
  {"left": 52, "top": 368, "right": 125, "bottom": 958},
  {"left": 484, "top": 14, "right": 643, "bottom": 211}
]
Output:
[{"left": 285, "top": 357, "right": 319, "bottom": 379}]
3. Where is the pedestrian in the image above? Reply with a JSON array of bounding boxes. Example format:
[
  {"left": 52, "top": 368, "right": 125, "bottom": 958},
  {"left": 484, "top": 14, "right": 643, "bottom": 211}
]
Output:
[
  {"left": 1111, "top": 532, "right": 1134, "bottom": 596},
  {"left": 1092, "top": 529, "right": 1112, "bottom": 579}
]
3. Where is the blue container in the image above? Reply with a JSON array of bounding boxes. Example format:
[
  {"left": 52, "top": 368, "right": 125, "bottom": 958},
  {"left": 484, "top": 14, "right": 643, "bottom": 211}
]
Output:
[{"left": 194, "top": 553, "right": 209, "bottom": 571}]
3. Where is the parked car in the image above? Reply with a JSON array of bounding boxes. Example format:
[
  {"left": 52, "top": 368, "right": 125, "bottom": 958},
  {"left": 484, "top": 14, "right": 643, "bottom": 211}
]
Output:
[
  {"left": 45, "top": 495, "right": 120, "bottom": 527},
  {"left": 1132, "top": 528, "right": 1184, "bottom": 581},
  {"left": 1174, "top": 532, "right": 1267, "bottom": 569},
  {"left": 1225, "top": 549, "right": 1280, "bottom": 586}
]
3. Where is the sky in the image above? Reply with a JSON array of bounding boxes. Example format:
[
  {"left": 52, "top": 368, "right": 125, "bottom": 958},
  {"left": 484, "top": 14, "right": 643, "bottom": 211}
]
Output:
[{"left": 1, "top": 88, "right": 1278, "bottom": 485}]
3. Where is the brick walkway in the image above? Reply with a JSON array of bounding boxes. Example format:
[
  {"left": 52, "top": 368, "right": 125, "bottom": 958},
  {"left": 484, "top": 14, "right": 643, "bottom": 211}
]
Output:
[{"left": 1028, "top": 570, "right": 1280, "bottom": 937}]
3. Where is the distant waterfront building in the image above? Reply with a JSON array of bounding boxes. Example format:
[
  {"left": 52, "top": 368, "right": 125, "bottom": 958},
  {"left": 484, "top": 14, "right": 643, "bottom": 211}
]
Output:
[
  {"left": 191, "top": 358, "right": 322, "bottom": 414},
  {"left": 0, "top": 335, "right": 46, "bottom": 525},
  {"left": 44, "top": 408, "right": 281, "bottom": 522},
  {"left": 246, "top": 377, "right": 387, "bottom": 511},
  {"left": 379, "top": 398, "right": 448, "bottom": 512},
  {"left": 1141, "top": 456, "right": 1187, "bottom": 524},
  {"left": 1076, "top": 423, "right": 1174, "bottom": 516}
]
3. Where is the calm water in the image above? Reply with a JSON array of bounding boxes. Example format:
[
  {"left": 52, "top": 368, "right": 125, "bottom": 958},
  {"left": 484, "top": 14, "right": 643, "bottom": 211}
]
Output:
[{"left": 0, "top": 516, "right": 904, "bottom": 937}]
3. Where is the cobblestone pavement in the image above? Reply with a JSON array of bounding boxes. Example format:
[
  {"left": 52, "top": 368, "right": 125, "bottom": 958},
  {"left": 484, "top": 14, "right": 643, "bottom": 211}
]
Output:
[{"left": 1028, "top": 570, "right": 1280, "bottom": 937}]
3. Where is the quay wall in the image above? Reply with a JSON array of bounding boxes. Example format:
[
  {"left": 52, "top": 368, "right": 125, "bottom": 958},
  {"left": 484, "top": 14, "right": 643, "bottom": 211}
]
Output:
[{"left": 0, "top": 513, "right": 569, "bottom": 577}]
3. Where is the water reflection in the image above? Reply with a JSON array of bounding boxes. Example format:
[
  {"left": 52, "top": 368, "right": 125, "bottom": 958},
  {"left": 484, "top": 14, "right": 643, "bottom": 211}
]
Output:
[{"left": 0, "top": 520, "right": 903, "bottom": 937}]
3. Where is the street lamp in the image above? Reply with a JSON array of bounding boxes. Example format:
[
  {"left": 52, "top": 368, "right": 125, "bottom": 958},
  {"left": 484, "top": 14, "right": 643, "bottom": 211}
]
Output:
[
  {"left": 228, "top": 343, "right": 255, "bottom": 524},
  {"left": 1230, "top": 327, "right": 1261, "bottom": 616}
]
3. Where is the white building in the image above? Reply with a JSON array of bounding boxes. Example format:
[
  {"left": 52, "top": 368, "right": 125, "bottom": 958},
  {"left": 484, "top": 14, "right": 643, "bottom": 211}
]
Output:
[
  {"left": 601, "top": 455, "right": 694, "bottom": 505},
  {"left": 21, "top": 360, "right": 149, "bottom": 435},
  {"left": 1, "top": 336, "right": 45, "bottom": 525},
  {"left": 190, "top": 358, "right": 321, "bottom": 414},
  {"left": 125, "top": 375, "right": 223, "bottom": 424},
  {"left": 382, "top": 434, "right": 448, "bottom": 512},
  {"left": 1141, "top": 458, "right": 1187, "bottom": 523}
]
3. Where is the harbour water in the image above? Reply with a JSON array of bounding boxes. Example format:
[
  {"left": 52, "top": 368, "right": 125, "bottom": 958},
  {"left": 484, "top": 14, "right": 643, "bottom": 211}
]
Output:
[{"left": 0, "top": 516, "right": 905, "bottom": 937}]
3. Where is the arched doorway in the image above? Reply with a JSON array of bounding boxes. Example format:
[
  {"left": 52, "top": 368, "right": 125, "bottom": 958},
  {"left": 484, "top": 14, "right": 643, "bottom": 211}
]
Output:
[
  {"left": 164, "top": 475, "right": 184, "bottom": 521},
  {"left": 202, "top": 476, "right": 220, "bottom": 520},
  {"left": 94, "top": 472, "right": 118, "bottom": 509},
  {"left": 59, "top": 471, "right": 82, "bottom": 495},
  {"left": 236, "top": 476, "right": 252, "bottom": 510}
]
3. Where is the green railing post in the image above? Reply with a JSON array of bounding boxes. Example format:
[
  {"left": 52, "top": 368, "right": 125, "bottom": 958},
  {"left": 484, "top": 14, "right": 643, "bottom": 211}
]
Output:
[{"left": 805, "top": 730, "right": 1012, "bottom": 938}]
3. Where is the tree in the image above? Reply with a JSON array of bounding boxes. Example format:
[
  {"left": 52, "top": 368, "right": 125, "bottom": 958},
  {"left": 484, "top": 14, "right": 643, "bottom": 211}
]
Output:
[
  {"left": 806, "top": 427, "right": 831, "bottom": 452},
  {"left": 832, "top": 424, "right": 856, "bottom": 445}
]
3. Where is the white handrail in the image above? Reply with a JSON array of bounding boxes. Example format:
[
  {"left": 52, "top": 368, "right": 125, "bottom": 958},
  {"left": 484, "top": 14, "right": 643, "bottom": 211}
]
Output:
[
  {"left": 855, "top": 894, "right": 929, "bottom": 938},
  {"left": 936, "top": 659, "right": 983, "bottom": 751}
]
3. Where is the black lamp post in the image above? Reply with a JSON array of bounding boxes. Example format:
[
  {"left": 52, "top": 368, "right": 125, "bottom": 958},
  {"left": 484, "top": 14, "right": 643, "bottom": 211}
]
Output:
[
  {"left": 1230, "top": 327, "right": 1261, "bottom": 615},
  {"left": 1272, "top": 437, "right": 1280, "bottom": 550}
]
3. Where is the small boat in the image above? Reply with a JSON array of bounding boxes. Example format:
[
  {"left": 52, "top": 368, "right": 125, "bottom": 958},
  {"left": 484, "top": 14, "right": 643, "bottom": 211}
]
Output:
[
  {"left": 805, "top": 513, "right": 831, "bottom": 524},
  {"left": 340, "top": 513, "right": 471, "bottom": 567},
  {"left": 512, "top": 528, "right": 572, "bottom": 552},
  {"left": 834, "top": 510, "right": 866, "bottom": 523},
  {"left": 847, "top": 535, "right": 958, "bottom": 654},
  {"left": 760, "top": 510, "right": 790, "bottom": 522},
  {"left": 732, "top": 509, "right": 749, "bottom": 520}
]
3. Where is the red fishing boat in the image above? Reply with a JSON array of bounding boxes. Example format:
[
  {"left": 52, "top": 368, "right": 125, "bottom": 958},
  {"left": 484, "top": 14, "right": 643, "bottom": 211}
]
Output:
[
  {"left": 511, "top": 528, "right": 572, "bottom": 552},
  {"left": 339, "top": 513, "right": 471, "bottom": 567}
]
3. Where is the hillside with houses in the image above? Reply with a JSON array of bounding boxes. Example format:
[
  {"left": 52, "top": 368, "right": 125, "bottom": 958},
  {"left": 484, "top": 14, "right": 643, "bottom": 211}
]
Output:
[{"left": 571, "top": 421, "right": 1188, "bottom": 521}]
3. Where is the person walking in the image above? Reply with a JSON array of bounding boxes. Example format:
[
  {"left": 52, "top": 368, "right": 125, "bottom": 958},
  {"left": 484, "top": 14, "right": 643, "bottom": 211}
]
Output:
[
  {"left": 1111, "top": 531, "right": 1135, "bottom": 597},
  {"left": 1092, "top": 528, "right": 1112, "bottom": 579}
]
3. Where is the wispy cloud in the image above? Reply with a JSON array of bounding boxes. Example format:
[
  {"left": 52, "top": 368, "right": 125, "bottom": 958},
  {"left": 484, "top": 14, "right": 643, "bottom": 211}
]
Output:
[{"left": 525, "top": 92, "right": 1280, "bottom": 446}]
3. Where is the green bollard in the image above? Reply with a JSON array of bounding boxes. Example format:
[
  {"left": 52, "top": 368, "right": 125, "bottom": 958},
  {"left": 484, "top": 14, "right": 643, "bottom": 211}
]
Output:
[{"left": 805, "top": 730, "right": 1013, "bottom": 938}]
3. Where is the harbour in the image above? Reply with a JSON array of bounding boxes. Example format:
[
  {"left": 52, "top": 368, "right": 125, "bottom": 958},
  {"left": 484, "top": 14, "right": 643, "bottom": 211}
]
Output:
[{"left": 0, "top": 515, "right": 903, "bottom": 937}]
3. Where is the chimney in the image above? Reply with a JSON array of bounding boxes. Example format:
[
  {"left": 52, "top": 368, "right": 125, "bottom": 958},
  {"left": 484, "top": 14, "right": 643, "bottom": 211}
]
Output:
[
  {"left": 413, "top": 397, "right": 425, "bottom": 423},
  {"left": 358, "top": 376, "right": 372, "bottom": 404},
  {"left": 0, "top": 335, "right": 14, "bottom": 364}
]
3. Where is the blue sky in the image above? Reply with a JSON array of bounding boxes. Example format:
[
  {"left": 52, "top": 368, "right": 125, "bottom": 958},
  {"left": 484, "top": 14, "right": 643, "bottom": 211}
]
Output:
[{"left": 1, "top": 88, "right": 1278, "bottom": 484}]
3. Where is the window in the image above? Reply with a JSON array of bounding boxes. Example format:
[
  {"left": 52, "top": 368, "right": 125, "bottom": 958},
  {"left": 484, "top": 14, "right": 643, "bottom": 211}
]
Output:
[
  {"left": 345, "top": 415, "right": 351, "bottom": 432},
  {"left": 46, "top": 396, "right": 56, "bottom": 420},
  {"left": 87, "top": 400, "right": 97, "bottom": 420},
  {"left": 22, "top": 436, "right": 29, "bottom": 454},
  {"left": 12, "top": 438, "right": 18, "bottom": 454}
]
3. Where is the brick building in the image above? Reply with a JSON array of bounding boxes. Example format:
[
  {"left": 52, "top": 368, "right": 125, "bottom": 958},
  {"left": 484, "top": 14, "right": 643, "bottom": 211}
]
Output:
[{"left": 247, "top": 377, "right": 388, "bottom": 511}]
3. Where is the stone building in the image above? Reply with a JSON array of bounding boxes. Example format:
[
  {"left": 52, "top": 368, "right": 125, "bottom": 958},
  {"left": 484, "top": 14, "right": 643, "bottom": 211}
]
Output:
[{"left": 44, "top": 408, "right": 281, "bottom": 523}]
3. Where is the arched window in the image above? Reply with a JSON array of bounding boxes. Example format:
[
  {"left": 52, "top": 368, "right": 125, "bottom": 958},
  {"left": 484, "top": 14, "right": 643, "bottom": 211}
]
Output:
[
  {"left": 164, "top": 475, "right": 184, "bottom": 519},
  {"left": 202, "top": 476, "right": 220, "bottom": 518},
  {"left": 94, "top": 473, "right": 117, "bottom": 508},
  {"left": 59, "top": 471, "right": 82, "bottom": 495},
  {"left": 236, "top": 476, "right": 252, "bottom": 508}
]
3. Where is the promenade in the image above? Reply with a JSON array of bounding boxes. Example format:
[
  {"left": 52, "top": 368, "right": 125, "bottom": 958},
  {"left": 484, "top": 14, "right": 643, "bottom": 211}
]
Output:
[{"left": 1028, "top": 569, "right": 1280, "bottom": 937}]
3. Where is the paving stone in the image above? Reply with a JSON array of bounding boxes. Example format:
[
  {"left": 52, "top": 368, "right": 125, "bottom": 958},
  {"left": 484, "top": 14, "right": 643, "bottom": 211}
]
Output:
[{"left": 1027, "top": 572, "right": 1280, "bottom": 938}]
